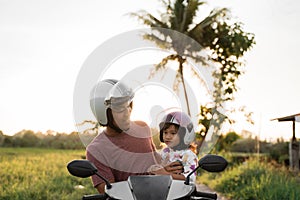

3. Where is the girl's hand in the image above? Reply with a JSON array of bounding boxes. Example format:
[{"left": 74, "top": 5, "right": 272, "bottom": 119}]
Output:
[{"left": 164, "top": 161, "right": 183, "bottom": 174}]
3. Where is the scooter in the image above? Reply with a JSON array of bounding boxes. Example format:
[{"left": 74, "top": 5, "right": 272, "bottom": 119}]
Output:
[{"left": 67, "top": 154, "right": 227, "bottom": 200}]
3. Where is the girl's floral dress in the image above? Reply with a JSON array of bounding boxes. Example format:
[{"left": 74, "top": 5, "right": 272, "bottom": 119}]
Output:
[{"left": 160, "top": 147, "right": 198, "bottom": 183}]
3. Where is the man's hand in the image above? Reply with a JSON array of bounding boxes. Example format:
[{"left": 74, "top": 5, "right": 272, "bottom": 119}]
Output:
[
  {"left": 151, "top": 161, "right": 183, "bottom": 175},
  {"left": 151, "top": 161, "right": 185, "bottom": 180}
]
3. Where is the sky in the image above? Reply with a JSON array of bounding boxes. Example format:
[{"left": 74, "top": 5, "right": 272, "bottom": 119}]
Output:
[{"left": 1, "top": 0, "right": 300, "bottom": 141}]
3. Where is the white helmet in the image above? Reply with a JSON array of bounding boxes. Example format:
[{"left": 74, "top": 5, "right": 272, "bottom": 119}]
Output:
[
  {"left": 159, "top": 111, "right": 195, "bottom": 147},
  {"left": 90, "top": 79, "right": 134, "bottom": 126}
]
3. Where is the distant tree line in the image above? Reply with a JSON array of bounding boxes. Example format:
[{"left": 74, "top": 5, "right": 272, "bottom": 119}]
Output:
[
  {"left": 0, "top": 129, "right": 85, "bottom": 149},
  {"left": 0, "top": 129, "right": 291, "bottom": 165},
  {"left": 214, "top": 131, "right": 290, "bottom": 166}
]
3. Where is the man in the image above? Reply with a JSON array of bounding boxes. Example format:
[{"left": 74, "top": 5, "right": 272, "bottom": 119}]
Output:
[{"left": 87, "top": 79, "right": 183, "bottom": 193}]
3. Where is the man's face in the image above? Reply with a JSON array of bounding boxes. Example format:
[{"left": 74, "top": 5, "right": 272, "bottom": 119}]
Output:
[{"left": 111, "top": 101, "right": 132, "bottom": 131}]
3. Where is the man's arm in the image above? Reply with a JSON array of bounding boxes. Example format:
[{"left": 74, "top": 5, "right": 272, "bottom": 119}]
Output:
[
  {"left": 152, "top": 168, "right": 185, "bottom": 180},
  {"left": 86, "top": 151, "right": 115, "bottom": 193}
]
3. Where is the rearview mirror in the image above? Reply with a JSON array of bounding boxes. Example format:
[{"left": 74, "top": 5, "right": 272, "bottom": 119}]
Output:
[
  {"left": 185, "top": 154, "right": 228, "bottom": 185},
  {"left": 67, "top": 160, "right": 98, "bottom": 178},
  {"left": 199, "top": 154, "right": 228, "bottom": 172},
  {"left": 67, "top": 160, "right": 112, "bottom": 189}
]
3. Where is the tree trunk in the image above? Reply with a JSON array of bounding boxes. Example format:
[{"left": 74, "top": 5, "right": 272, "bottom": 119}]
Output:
[{"left": 178, "top": 57, "right": 191, "bottom": 116}]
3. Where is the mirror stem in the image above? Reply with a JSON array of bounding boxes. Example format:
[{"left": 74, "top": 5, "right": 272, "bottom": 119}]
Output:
[
  {"left": 184, "top": 166, "right": 200, "bottom": 185},
  {"left": 95, "top": 172, "right": 112, "bottom": 189}
]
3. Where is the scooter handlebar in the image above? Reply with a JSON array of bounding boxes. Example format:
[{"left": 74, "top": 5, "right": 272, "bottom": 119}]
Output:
[
  {"left": 193, "top": 191, "right": 217, "bottom": 200},
  {"left": 82, "top": 194, "right": 107, "bottom": 200}
]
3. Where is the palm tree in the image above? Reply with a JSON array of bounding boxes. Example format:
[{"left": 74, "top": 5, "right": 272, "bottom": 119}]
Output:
[
  {"left": 131, "top": 0, "right": 255, "bottom": 134},
  {"left": 132, "top": 0, "right": 209, "bottom": 116}
]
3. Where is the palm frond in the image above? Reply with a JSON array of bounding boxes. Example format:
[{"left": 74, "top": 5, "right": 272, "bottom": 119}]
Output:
[
  {"left": 170, "top": 0, "right": 184, "bottom": 30},
  {"left": 169, "top": 0, "right": 206, "bottom": 32},
  {"left": 147, "top": 13, "right": 170, "bottom": 28},
  {"left": 130, "top": 11, "right": 169, "bottom": 28},
  {"left": 184, "top": 53, "right": 208, "bottom": 65},
  {"left": 156, "top": 54, "right": 178, "bottom": 71},
  {"left": 143, "top": 33, "right": 172, "bottom": 50},
  {"left": 181, "top": 0, "right": 204, "bottom": 32},
  {"left": 188, "top": 8, "right": 229, "bottom": 44},
  {"left": 148, "top": 54, "right": 178, "bottom": 79},
  {"left": 173, "top": 71, "right": 182, "bottom": 93},
  {"left": 76, "top": 120, "right": 99, "bottom": 134}
]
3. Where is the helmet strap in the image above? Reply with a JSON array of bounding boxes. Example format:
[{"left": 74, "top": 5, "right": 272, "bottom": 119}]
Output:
[{"left": 106, "top": 108, "right": 123, "bottom": 133}]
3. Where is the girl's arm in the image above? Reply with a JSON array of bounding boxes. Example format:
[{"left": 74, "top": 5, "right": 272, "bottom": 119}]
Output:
[{"left": 182, "top": 151, "right": 198, "bottom": 183}]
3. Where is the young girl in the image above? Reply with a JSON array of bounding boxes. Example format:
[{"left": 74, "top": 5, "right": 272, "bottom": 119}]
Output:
[{"left": 159, "top": 111, "right": 198, "bottom": 183}]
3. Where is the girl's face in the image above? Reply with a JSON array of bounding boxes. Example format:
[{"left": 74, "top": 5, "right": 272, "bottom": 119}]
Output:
[{"left": 162, "top": 124, "right": 180, "bottom": 148}]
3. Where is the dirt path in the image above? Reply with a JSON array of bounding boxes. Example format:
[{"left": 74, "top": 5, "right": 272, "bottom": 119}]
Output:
[{"left": 196, "top": 184, "right": 229, "bottom": 200}]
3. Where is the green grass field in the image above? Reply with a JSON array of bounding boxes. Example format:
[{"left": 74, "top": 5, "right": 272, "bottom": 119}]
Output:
[
  {"left": 198, "top": 157, "right": 300, "bottom": 200},
  {"left": 0, "top": 148, "right": 97, "bottom": 200},
  {"left": 3, "top": 147, "right": 300, "bottom": 200}
]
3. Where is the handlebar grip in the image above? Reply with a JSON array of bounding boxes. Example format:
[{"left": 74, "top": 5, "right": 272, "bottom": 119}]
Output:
[
  {"left": 194, "top": 191, "right": 217, "bottom": 200},
  {"left": 82, "top": 194, "right": 107, "bottom": 200}
]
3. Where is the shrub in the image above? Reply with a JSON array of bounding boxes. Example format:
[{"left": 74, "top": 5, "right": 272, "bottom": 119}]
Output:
[{"left": 199, "top": 158, "right": 300, "bottom": 200}]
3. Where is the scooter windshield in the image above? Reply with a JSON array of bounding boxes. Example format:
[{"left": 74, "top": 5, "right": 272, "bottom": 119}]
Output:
[
  {"left": 128, "top": 175, "right": 172, "bottom": 200},
  {"left": 76, "top": 102, "right": 226, "bottom": 176},
  {"left": 73, "top": 28, "right": 228, "bottom": 174}
]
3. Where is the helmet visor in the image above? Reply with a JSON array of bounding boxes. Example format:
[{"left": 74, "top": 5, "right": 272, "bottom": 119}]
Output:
[
  {"left": 107, "top": 97, "right": 132, "bottom": 113},
  {"left": 104, "top": 81, "right": 134, "bottom": 112}
]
